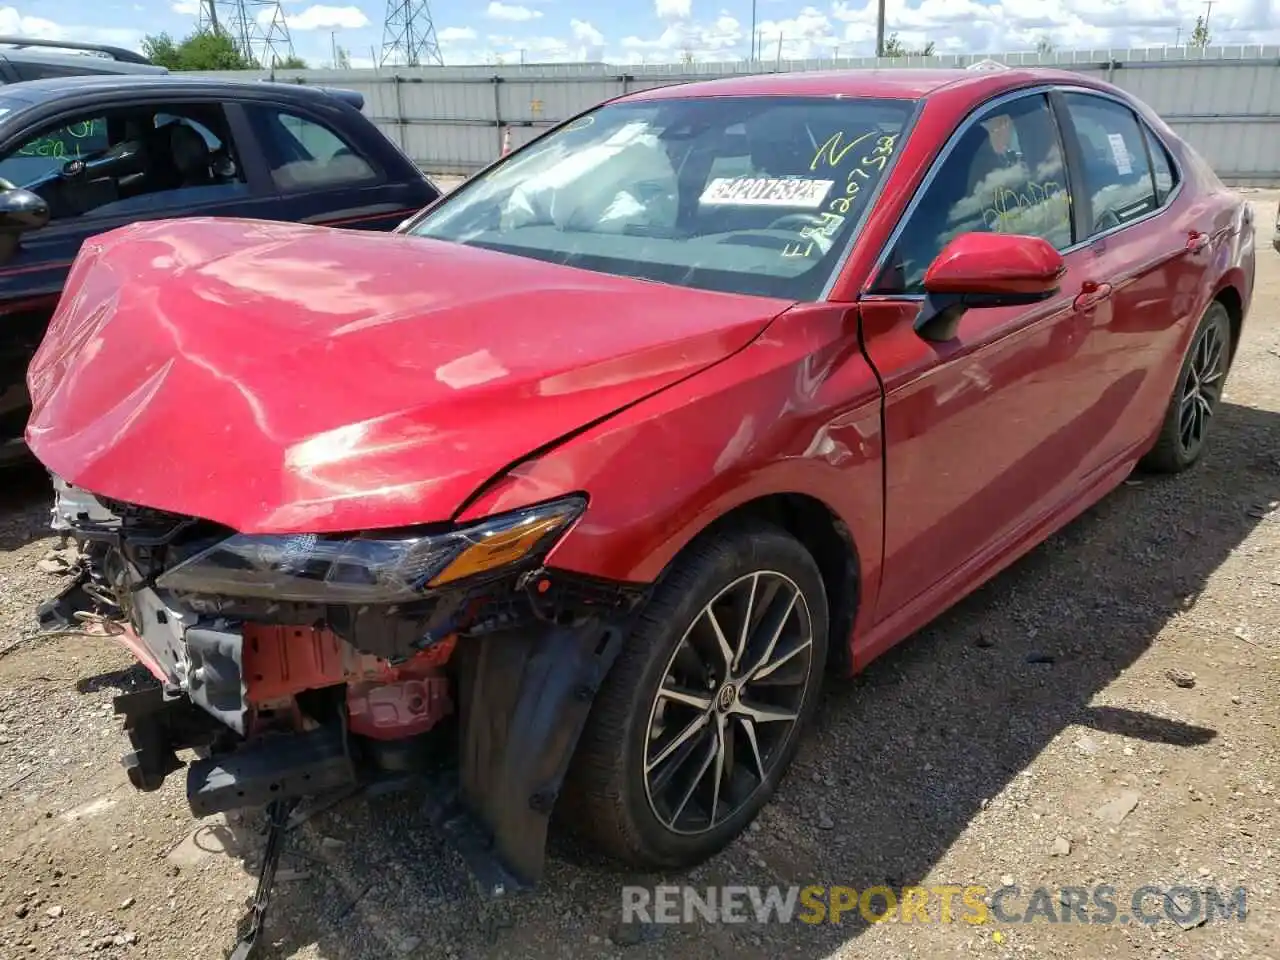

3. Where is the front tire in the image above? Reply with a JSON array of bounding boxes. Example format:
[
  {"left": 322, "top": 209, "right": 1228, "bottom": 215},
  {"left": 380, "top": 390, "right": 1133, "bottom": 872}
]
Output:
[
  {"left": 1141, "top": 301, "right": 1232, "bottom": 474},
  {"left": 561, "top": 524, "right": 829, "bottom": 869}
]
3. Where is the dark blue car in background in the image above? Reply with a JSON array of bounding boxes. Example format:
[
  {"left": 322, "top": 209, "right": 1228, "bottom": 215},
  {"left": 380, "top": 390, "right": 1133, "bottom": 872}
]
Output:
[{"left": 0, "top": 73, "right": 441, "bottom": 460}]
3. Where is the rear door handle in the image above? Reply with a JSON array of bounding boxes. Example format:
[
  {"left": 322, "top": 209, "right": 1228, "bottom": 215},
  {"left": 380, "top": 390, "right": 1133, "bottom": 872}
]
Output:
[
  {"left": 1187, "top": 231, "right": 1210, "bottom": 253},
  {"left": 1073, "top": 280, "right": 1113, "bottom": 310}
]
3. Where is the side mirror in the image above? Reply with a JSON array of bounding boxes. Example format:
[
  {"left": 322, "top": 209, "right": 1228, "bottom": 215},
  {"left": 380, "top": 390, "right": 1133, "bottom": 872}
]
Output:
[
  {"left": 914, "top": 232, "right": 1066, "bottom": 342},
  {"left": 0, "top": 188, "right": 50, "bottom": 235}
]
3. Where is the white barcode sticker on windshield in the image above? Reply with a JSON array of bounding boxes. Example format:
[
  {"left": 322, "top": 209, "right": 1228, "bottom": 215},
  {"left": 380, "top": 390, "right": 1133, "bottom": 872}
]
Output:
[{"left": 699, "top": 177, "right": 835, "bottom": 208}]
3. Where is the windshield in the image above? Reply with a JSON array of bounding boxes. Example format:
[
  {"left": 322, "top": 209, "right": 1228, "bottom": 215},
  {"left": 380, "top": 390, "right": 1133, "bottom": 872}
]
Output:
[{"left": 409, "top": 95, "right": 916, "bottom": 300}]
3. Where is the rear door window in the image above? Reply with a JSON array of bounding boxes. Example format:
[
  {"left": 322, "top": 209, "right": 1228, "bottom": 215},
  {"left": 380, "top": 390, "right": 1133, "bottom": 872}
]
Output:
[
  {"left": 243, "top": 105, "right": 378, "bottom": 191},
  {"left": 1060, "top": 92, "right": 1159, "bottom": 236}
]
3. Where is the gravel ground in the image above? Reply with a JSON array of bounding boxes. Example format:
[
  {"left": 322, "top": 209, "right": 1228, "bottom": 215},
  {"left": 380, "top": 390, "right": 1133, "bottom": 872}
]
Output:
[{"left": 1, "top": 192, "right": 1278, "bottom": 960}]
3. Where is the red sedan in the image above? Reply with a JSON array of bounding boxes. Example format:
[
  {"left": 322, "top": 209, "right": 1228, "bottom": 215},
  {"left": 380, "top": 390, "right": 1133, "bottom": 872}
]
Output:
[{"left": 25, "top": 66, "right": 1254, "bottom": 893}]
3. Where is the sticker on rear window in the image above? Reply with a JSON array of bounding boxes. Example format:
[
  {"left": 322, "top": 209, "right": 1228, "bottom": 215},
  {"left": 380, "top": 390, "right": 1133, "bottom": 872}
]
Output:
[
  {"left": 1107, "top": 133, "right": 1133, "bottom": 176},
  {"left": 699, "top": 177, "right": 834, "bottom": 208}
]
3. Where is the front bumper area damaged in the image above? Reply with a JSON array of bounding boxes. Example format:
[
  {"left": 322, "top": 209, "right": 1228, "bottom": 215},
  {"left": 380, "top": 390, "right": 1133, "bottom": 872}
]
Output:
[{"left": 44, "top": 479, "right": 646, "bottom": 891}]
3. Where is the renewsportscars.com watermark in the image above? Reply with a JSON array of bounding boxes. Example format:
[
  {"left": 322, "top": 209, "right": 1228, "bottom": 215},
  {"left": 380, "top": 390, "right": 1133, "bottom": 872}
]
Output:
[{"left": 621, "top": 884, "right": 1248, "bottom": 927}]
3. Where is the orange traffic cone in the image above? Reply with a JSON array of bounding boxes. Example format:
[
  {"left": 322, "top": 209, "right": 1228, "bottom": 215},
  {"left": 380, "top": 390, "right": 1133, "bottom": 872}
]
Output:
[{"left": 500, "top": 127, "right": 512, "bottom": 157}]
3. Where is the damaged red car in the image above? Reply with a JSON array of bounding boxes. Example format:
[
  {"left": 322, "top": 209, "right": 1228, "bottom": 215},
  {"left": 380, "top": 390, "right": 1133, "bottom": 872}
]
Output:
[{"left": 26, "top": 66, "right": 1253, "bottom": 898}]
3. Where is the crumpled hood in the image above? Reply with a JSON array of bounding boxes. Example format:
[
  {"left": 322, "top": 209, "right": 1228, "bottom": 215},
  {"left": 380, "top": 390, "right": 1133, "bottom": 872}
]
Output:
[{"left": 26, "top": 217, "right": 789, "bottom": 533}]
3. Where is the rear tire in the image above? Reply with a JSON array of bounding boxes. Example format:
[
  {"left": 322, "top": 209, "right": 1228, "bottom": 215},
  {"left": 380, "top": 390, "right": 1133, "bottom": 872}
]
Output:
[
  {"left": 561, "top": 524, "right": 829, "bottom": 869},
  {"left": 1141, "top": 301, "right": 1232, "bottom": 474}
]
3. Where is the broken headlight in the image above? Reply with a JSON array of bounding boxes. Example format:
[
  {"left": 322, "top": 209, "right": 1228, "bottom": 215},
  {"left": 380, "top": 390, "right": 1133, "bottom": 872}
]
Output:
[{"left": 154, "top": 496, "right": 586, "bottom": 603}]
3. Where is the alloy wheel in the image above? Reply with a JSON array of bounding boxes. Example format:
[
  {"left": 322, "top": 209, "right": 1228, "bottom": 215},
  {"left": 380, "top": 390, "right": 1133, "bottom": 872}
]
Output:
[
  {"left": 642, "top": 571, "right": 815, "bottom": 836},
  {"left": 1178, "top": 320, "right": 1227, "bottom": 454}
]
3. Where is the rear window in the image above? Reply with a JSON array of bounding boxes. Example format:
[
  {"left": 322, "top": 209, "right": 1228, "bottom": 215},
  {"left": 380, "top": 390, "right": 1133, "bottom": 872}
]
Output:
[{"left": 410, "top": 96, "right": 916, "bottom": 300}]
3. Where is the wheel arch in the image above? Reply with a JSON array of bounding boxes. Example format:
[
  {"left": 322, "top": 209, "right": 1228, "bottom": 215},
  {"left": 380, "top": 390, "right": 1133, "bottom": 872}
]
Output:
[
  {"left": 652, "top": 492, "right": 862, "bottom": 676},
  {"left": 1212, "top": 280, "right": 1244, "bottom": 364}
]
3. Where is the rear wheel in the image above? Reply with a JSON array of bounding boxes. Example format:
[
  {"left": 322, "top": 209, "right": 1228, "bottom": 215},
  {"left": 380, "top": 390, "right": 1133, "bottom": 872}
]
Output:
[
  {"left": 1141, "top": 301, "right": 1232, "bottom": 474},
  {"left": 562, "top": 524, "right": 829, "bottom": 869}
]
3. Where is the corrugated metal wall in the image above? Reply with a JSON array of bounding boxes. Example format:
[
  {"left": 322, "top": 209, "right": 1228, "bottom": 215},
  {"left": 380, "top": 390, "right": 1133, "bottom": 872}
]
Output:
[{"left": 200, "top": 44, "right": 1280, "bottom": 185}]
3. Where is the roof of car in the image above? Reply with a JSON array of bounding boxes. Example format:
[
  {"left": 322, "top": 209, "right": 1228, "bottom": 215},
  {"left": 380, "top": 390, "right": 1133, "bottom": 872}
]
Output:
[
  {"left": 622, "top": 66, "right": 1102, "bottom": 102},
  {"left": 0, "top": 73, "right": 357, "bottom": 108}
]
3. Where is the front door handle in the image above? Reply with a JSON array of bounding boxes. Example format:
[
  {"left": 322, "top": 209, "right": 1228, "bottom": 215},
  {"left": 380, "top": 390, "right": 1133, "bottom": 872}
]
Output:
[
  {"left": 1187, "top": 231, "right": 1211, "bottom": 253},
  {"left": 1073, "top": 280, "right": 1113, "bottom": 310}
]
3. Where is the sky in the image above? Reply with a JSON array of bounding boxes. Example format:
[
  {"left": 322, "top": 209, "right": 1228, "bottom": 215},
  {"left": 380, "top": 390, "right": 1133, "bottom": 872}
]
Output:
[{"left": 2, "top": 0, "right": 1278, "bottom": 68}]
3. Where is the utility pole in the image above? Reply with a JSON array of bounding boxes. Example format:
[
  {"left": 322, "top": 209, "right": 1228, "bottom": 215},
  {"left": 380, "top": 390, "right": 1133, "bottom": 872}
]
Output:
[
  {"left": 749, "top": 0, "right": 757, "bottom": 61},
  {"left": 1203, "top": 0, "right": 1214, "bottom": 33},
  {"left": 380, "top": 0, "right": 444, "bottom": 67},
  {"left": 875, "top": 0, "right": 886, "bottom": 57}
]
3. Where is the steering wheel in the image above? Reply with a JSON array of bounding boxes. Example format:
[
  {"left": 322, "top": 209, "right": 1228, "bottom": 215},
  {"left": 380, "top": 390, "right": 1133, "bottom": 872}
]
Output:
[
  {"left": 1094, "top": 209, "right": 1121, "bottom": 232},
  {"left": 766, "top": 212, "right": 824, "bottom": 231},
  {"left": 715, "top": 229, "right": 825, "bottom": 258}
]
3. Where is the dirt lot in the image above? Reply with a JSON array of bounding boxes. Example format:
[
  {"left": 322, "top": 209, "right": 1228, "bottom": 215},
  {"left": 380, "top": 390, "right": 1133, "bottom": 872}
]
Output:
[{"left": 1, "top": 194, "right": 1278, "bottom": 960}]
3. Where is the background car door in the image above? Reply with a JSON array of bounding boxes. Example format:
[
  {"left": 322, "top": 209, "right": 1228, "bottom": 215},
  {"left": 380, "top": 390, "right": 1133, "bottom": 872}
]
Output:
[
  {"left": 238, "top": 102, "right": 425, "bottom": 231},
  {"left": 0, "top": 99, "right": 277, "bottom": 311},
  {"left": 859, "top": 91, "right": 1111, "bottom": 624},
  {"left": 1052, "top": 89, "right": 1212, "bottom": 475}
]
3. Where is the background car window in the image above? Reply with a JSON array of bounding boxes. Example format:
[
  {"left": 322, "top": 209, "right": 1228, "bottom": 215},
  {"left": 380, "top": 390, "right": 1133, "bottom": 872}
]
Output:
[
  {"left": 0, "top": 118, "right": 107, "bottom": 187},
  {"left": 0, "top": 104, "right": 248, "bottom": 221},
  {"left": 246, "top": 106, "right": 376, "bottom": 191},
  {"left": 1061, "top": 93, "right": 1159, "bottom": 235},
  {"left": 1143, "top": 126, "right": 1178, "bottom": 204},
  {"left": 874, "top": 93, "right": 1073, "bottom": 294}
]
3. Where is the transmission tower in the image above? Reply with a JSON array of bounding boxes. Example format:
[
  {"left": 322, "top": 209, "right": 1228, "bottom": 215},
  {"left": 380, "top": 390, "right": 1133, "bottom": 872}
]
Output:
[
  {"left": 198, "top": 0, "right": 295, "bottom": 68},
  {"left": 380, "top": 0, "right": 444, "bottom": 67}
]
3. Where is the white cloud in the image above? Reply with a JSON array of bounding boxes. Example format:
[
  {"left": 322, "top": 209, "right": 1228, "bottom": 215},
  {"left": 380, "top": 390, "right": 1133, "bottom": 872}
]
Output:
[
  {"left": 170, "top": 0, "right": 199, "bottom": 15},
  {"left": 281, "top": 4, "right": 369, "bottom": 31},
  {"left": 612, "top": 0, "right": 1277, "bottom": 63},
  {"left": 571, "top": 19, "right": 605, "bottom": 47},
  {"left": 438, "top": 26, "right": 479, "bottom": 43},
  {"left": 655, "top": 0, "right": 693, "bottom": 18},
  {"left": 400, "top": 0, "right": 1280, "bottom": 66},
  {"left": 0, "top": 6, "right": 64, "bottom": 37},
  {"left": 0, "top": 6, "right": 142, "bottom": 50},
  {"left": 486, "top": 2, "right": 542, "bottom": 22}
]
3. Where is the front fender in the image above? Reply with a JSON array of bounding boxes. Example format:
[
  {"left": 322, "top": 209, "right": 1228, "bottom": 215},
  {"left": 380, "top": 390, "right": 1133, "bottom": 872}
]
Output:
[{"left": 456, "top": 301, "right": 885, "bottom": 589}]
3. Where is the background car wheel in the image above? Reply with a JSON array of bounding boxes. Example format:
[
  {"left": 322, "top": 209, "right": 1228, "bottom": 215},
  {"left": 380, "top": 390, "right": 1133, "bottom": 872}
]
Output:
[
  {"left": 1141, "top": 301, "right": 1232, "bottom": 474},
  {"left": 561, "top": 524, "right": 829, "bottom": 869}
]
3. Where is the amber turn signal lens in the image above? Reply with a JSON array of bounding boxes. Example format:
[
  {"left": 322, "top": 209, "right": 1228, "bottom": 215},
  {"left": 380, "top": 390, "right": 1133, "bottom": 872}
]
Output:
[{"left": 427, "top": 514, "right": 567, "bottom": 586}]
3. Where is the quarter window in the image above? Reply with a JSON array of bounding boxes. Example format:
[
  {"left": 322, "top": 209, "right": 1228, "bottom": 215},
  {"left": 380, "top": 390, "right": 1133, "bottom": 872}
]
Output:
[
  {"left": 874, "top": 93, "right": 1073, "bottom": 294},
  {"left": 245, "top": 106, "right": 377, "bottom": 191},
  {"left": 1060, "top": 92, "right": 1158, "bottom": 236},
  {"left": 1143, "top": 125, "right": 1177, "bottom": 204}
]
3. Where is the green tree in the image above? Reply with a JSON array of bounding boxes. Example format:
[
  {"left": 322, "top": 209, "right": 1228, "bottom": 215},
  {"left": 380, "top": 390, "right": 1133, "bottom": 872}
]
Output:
[
  {"left": 140, "top": 28, "right": 257, "bottom": 70},
  {"left": 882, "top": 32, "right": 935, "bottom": 57},
  {"left": 1189, "top": 14, "right": 1211, "bottom": 47},
  {"left": 1035, "top": 35, "right": 1055, "bottom": 55},
  {"left": 334, "top": 44, "right": 352, "bottom": 69},
  {"left": 275, "top": 54, "right": 308, "bottom": 69},
  {"left": 140, "top": 32, "right": 182, "bottom": 70}
]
